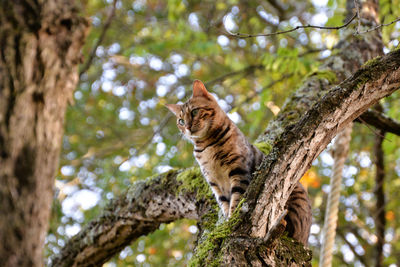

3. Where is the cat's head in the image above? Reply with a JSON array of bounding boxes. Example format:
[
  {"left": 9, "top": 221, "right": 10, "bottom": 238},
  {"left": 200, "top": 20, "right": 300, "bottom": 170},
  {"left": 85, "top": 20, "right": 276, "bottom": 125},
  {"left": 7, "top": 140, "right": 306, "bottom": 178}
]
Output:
[{"left": 166, "top": 80, "right": 224, "bottom": 142}]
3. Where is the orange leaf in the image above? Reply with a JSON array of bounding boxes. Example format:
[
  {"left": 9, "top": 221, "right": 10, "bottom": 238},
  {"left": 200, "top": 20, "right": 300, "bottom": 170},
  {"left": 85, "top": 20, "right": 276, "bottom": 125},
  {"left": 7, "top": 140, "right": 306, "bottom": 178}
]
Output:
[
  {"left": 300, "top": 170, "right": 321, "bottom": 189},
  {"left": 386, "top": 210, "right": 395, "bottom": 221},
  {"left": 149, "top": 247, "right": 157, "bottom": 255}
]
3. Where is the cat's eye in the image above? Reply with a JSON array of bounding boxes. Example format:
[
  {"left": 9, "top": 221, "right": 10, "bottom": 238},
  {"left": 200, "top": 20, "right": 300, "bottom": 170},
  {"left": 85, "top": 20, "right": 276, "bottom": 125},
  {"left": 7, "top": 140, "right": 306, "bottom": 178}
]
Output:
[
  {"left": 191, "top": 109, "right": 199, "bottom": 117},
  {"left": 178, "top": 119, "right": 185, "bottom": 126}
]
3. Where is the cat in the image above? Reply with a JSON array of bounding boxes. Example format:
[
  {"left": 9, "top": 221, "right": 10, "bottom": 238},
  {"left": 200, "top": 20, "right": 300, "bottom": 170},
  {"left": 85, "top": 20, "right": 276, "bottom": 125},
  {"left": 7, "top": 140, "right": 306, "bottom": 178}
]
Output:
[{"left": 166, "top": 80, "right": 312, "bottom": 245}]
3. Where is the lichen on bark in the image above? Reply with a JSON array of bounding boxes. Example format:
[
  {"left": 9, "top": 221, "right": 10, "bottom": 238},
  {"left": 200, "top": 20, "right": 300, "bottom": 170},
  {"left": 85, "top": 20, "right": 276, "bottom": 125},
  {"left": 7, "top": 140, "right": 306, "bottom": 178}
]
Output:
[
  {"left": 176, "top": 167, "right": 213, "bottom": 201},
  {"left": 189, "top": 199, "right": 245, "bottom": 267},
  {"left": 253, "top": 142, "right": 273, "bottom": 155}
]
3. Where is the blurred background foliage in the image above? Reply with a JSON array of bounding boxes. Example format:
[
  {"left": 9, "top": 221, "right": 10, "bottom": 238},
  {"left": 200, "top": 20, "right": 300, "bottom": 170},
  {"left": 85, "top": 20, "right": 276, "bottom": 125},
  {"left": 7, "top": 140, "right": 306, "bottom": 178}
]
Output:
[{"left": 46, "top": 0, "right": 400, "bottom": 266}]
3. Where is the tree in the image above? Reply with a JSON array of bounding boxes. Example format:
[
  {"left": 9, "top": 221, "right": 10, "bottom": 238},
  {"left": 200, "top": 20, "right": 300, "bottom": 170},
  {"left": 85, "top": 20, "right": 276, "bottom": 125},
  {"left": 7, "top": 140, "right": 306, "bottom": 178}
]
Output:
[
  {"left": 0, "top": 1, "right": 87, "bottom": 266},
  {"left": 2, "top": 0, "right": 400, "bottom": 266}
]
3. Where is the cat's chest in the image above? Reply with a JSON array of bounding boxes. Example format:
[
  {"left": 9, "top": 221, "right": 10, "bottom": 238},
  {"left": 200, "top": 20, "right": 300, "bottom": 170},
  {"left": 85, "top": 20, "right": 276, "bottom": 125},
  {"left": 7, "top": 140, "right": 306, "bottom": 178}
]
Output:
[{"left": 194, "top": 150, "right": 229, "bottom": 181}]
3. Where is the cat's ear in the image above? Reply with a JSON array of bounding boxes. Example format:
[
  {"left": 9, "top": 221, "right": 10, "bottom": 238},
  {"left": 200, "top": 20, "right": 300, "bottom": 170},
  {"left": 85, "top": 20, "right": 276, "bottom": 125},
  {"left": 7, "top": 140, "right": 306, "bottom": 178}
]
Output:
[
  {"left": 165, "top": 104, "right": 181, "bottom": 116},
  {"left": 192, "top": 80, "right": 210, "bottom": 99}
]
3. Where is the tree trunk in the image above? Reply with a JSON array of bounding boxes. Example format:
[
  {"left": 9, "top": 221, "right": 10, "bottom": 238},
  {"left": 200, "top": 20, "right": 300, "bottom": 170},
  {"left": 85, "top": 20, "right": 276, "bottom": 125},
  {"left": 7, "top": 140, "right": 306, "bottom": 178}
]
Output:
[
  {"left": 0, "top": 1, "right": 87, "bottom": 266},
  {"left": 373, "top": 104, "right": 386, "bottom": 267}
]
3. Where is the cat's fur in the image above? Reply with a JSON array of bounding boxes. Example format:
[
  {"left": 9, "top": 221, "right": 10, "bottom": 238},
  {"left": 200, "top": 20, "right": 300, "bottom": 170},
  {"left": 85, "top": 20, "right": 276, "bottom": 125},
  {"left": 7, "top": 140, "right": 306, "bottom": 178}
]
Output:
[{"left": 166, "top": 80, "right": 311, "bottom": 245}]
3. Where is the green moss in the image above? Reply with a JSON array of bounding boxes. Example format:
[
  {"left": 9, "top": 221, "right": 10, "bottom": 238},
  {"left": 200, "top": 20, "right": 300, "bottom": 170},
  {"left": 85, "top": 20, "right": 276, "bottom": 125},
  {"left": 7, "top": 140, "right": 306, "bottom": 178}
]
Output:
[
  {"left": 145, "top": 169, "right": 175, "bottom": 186},
  {"left": 200, "top": 205, "right": 219, "bottom": 230},
  {"left": 355, "top": 57, "right": 382, "bottom": 88},
  {"left": 189, "top": 199, "right": 245, "bottom": 267},
  {"left": 177, "top": 167, "right": 219, "bottom": 233},
  {"left": 308, "top": 70, "right": 338, "bottom": 84},
  {"left": 253, "top": 142, "right": 273, "bottom": 155},
  {"left": 362, "top": 56, "right": 382, "bottom": 68},
  {"left": 275, "top": 235, "right": 313, "bottom": 264},
  {"left": 176, "top": 167, "right": 213, "bottom": 200}
]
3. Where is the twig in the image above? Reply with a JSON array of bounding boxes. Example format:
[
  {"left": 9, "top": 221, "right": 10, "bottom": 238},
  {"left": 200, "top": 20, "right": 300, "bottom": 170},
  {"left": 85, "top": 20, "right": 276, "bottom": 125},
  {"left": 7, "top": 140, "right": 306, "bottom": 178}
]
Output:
[
  {"left": 358, "top": 109, "right": 400, "bottom": 136},
  {"left": 204, "top": 65, "right": 264, "bottom": 87},
  {"left": 229, "top": 73, "right": 292, "bottom": 112},
  {"left": 79, "top": 0, "right": 118, "bottom": 76},
  {"left": 355, "top": 17, "right": 400, "bottom": 35},
  {"left": 133, "top": 114, "right": 173, "bottom": 157},
  {"left": 354, "top": 0, "right": 361, "bottom": 34},
  {"left": 356, "top": 115, "right": 390, "bottom": 141},
  {"left": 337, "top": 230, "right": 369, "bottom": 266},
  {"left": 225, "top": 13, "right": 357, "bottom": 39}
]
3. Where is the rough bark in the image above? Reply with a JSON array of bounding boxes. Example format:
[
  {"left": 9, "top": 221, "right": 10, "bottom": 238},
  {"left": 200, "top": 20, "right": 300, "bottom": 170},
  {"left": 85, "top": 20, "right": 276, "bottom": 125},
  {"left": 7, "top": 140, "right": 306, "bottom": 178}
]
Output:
[
  {"left": 50, "top": 168, "right": 218, "bottom": 266},
  {"left": 244, "top": 1, "right": 383, "bottom": 240},
  {"left": 216, "top": 49, "right": 400, "bottom": 267},
  {"left": 0, "top": 1, "right": 87, "bottom": 266},
  {"left": 249, "top": 59, "right": 390, "bottom": 236}
]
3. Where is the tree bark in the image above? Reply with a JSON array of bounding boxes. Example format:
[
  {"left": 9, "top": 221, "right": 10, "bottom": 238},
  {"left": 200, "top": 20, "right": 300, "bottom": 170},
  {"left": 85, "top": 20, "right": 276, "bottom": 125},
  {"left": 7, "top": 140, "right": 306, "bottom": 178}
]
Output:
[
  {"left": 0, "top": 1, "right": 87, "bottom": 266},
  {"left": 50, "top": 168, "right": 218, "bottom": 266},
  {"left": 246, "top": 0, "right": 382, "bottom": 241}
]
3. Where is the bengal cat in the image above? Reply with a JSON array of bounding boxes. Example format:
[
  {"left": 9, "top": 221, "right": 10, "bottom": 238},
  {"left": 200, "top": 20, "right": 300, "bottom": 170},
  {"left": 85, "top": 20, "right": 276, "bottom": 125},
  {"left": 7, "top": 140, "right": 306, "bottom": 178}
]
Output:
[{"left": 166, "top": 80, "right": 311, "bottom": 245}]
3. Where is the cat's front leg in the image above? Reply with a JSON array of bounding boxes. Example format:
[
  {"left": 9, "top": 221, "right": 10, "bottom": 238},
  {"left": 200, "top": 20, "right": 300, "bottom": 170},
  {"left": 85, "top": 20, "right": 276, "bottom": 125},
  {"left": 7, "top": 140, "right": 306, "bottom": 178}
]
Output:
[
  {"left": 228, "top": 167, "right": 250, "bottom": 217},
  {"left": 208, "top": 181, "right": 230, "bottom": 217}
]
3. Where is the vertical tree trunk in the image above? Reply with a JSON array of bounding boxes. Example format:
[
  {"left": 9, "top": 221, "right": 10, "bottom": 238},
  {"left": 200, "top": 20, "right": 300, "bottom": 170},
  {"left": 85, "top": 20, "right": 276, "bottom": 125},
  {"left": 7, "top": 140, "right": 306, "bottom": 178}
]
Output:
[
  {"left": 373, "top": 104, "right": 386, "bottom": 267},
  {"left": 0, "top": 1, "right": 87, "bottom": 266}
]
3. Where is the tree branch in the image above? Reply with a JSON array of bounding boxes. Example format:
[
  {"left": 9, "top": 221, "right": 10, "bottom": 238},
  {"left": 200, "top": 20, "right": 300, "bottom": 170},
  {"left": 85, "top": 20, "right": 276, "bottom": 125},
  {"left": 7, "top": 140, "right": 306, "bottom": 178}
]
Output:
[
  {"left": 357, "top": 109, "right": 400, "bottom": 136},
  {"left": 337, "top": 229, "right": 369, "bottom": 266},
  {"left": 79, "top": 0, "right": 117, "bottom": 77},
  {"left": 225, "top": 13, "right": 357, "bottom": 39},
  {"left": 356, "top": 17, "right": 400, "bottom": 35},
  {"left": 50, "top": 168, "right": 216, "bottom": 267},
  {"left": 247, "top": 49, "right": 400, "bottom": 239}
]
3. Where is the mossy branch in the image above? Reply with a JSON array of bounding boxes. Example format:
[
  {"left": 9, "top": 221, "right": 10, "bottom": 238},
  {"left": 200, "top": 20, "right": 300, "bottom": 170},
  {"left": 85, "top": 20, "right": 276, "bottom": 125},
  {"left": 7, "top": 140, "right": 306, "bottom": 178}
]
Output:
[
  {"left": 248, "top": 49, "right": 400, "bottom": 238},
  {"left": 50, "top": 169, "right": 217, "bottom": 267}
]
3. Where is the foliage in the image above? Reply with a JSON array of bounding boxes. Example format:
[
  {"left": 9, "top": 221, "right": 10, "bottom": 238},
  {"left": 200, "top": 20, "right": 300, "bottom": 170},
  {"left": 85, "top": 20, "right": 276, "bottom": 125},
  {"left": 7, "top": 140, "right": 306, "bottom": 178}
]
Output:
[{"left": 47, "top": 0, "right": 400, "bottom": 266}]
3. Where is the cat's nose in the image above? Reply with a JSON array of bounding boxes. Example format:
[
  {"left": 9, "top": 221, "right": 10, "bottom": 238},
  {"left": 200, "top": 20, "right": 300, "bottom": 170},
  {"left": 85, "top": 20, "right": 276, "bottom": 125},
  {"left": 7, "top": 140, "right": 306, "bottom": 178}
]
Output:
[{"left": 185, "top": 122, "right": 192, "bottom": 131}]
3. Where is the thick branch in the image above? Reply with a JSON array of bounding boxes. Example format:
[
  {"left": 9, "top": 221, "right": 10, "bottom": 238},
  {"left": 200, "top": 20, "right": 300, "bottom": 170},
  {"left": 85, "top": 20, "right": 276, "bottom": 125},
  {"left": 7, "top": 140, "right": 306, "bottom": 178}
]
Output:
[
  {"left": 50, "top": 168, "right": 216, "bottom": 266},
  {"left": 247, "top": 49, "right": 400, "bottom": 239}
]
